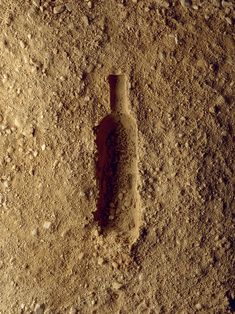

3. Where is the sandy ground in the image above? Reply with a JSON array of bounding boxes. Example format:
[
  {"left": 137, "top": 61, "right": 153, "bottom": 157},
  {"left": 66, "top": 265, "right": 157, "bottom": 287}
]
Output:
[{"left": 0, "top": 0, "right": 234, "bottom": 313}]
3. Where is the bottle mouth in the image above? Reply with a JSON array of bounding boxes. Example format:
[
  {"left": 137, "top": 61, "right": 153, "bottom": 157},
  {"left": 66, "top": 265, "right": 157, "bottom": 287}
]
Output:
[
  {"left": 108, "top": 74, "right": 127, "bottom": 113},
  {"left": 108, "top": 74, "right": 126, "bottom": 85}
]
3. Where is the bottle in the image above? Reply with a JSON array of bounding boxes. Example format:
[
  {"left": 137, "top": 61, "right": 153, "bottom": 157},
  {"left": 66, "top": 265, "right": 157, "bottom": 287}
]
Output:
[{"left": 94, "top": 74, "right": 140, "bottom": 245}]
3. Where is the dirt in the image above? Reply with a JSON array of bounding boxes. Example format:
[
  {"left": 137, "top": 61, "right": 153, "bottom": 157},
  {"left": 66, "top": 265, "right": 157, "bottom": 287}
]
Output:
[{"left": 0, "top": 0, "right": 234, "bottom": 313}]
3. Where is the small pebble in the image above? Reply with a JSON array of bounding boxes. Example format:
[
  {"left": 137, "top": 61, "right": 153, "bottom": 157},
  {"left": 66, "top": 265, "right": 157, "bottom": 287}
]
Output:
[
  {"left": 160, "top": 0, "right": 170, "bottom": 8},
  {"left": 19, "top": 40, "right": 26, "bottom": 49},
  {"left": 195, "top": 303, "right": 202, "bottom": 310},
  {"left": 192, "top": 5, "right": 199, "bottom": 10},
  {"left": 5, "top": 156, "right": 12, "bottom": 163},
  {"left": 159, "top": 51, "right": 165, "bottom": 62},
  {"left": 0, "top": 260, "right": 4, "bottom": 269},
  {"left": 20, "top": 303, "right": 25, "bottom": 310},
  {"left": 180, "top": 0, "right": 192, "bottom": 8},
  {"left": 209, "top": 106, "right": 216, "bottom": 113},
  {"left": 87, "top": 1, "right": 92, "bottom": 8},
  {"left": 138, "top": 273, "right": 144, "bottom": 281},
  {"left": 33, "top": 150, "right": 38, "bottom": 157},
  {"left": 32, "top": 0, "right": 40, "bottom": 7},
  {"left": 2, "top": 180, "right": 9, "bottom": 188},
  {"left": 34, "top": 303, "right": 45, "bottom": 314},
  {"left": 97, "top": 257, "right": 104, "bottom": 265},
  {"left": 175, "top": 35, "right": 178, "bottom": 45},
  {"left": 69, "top": 307, "right": 78, "bottom": 314},
  {"left": 82, "top": 15, "right": 89, "bottom": 26},
  {"left": 78, "top": 252, "right": 84, "bottom": 260},
  {"left": 41, "top": 144, "right": 46, "bottom": 151},
  {"left": 118, "top": 193, "right": 123, "bottom": 200},
  {"left": 31, "top": 229, "right": 38, "bottom": 236},
  {"left": 222, "top": 0, "right": 233, "bottom": 8},
  {"left": 225, "top": 17, "right": 232, "bottom": 25},
  {"left": 216, "top": 95, "right": 225, "bottom": 105},
  {"left": 2, "top": 74, "right": 8, "bottom": 84},
  {"left": 53, "top": 4, "right": 65, "bottom": 14},
  {"left": 43, "top": 221, "right": 52, "bottom": 229},
  {"left": 111, "top": 261, "right": 118, "bottom": 269},
  {"left": 112, "top": 281, "right": 122, "bottom": 290},
  {"left": 65, "top": 3, "right": 73, "bottom": 12},
  {"left": 91, "top": 299, "right": 96, "bottom": 306}
]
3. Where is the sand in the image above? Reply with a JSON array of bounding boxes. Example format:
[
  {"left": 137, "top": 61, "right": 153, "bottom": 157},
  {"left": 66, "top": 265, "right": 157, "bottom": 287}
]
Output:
[{"left": 0, "top": 0, "right": 234, "bottom": 313}]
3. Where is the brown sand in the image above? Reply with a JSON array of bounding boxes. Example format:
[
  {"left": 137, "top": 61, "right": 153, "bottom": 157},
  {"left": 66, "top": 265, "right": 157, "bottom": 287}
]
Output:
[{"left": 0, "top": 0, "right": 234, "bottom": 313}]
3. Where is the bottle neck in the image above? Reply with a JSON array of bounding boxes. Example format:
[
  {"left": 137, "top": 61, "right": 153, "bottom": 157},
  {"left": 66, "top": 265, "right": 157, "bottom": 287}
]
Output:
[{"left": 109, "top": 74, "right": 128, "bottom": 114}]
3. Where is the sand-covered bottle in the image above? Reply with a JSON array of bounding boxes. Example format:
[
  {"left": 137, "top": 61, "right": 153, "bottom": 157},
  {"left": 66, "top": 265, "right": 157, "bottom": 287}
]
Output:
[{"left": 95, "top": 74, "right": 140, "bottom": 244}]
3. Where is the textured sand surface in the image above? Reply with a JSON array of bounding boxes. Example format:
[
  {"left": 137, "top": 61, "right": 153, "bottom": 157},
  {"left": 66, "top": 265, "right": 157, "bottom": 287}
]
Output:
[{"left": 0, "top": 0, "right": 234, "bottom": 313}]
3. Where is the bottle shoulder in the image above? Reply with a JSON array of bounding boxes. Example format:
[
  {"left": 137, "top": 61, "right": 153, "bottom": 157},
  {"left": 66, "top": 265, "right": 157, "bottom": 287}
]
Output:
[
  {"left": 97, "top": 112, "right": 137, "bottom": 134},
  {"left": 110, "top": 111, "right": 136, "bottom": 122}
]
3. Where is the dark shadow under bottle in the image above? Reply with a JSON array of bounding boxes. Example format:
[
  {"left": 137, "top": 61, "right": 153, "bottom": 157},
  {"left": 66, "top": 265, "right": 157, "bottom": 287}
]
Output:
[{"left": 94, "top": 115, "right": 121, "bottom": 227}]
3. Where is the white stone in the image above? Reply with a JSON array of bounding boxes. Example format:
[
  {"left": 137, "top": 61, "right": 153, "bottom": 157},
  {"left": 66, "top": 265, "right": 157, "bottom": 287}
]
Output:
[
  {"left": 43, "top": 221, "right": 52, "bottom": 229},
  {"left": 33, "top": 150, "right": 38, "bottom": 157},
  {"left": 82, "top": 15, "right": 89, "bottom": 26},
  {"left": 69, "top": 307, "right": 77, "bottom": 314},
  {"left": 66, "top": 3, "right": 73, "bottom": 12},
  {"left": 225, "top": 17, "right": 232, "bottom": 25},
  {"left": 78, "top": 252, "right": 84, "bottom": 260},
  {"left": 180, "top": 0, "right": 191, "bottom": 8},
  {"left": 195, "top": 303, "right": 202, "bottom": 310},
  {"left": 19, "top": 40, "right": 26, "bottom": 49},
  {"left": 112, "top": 281, "right": 122, "bottom": 290},
  {"left": 34, "top": 303, "right": 44, "bottom": 314},
  {"left": 53, "top": 5, "right": 65, "bottom": 14},
  {"left": 32, "top": 0, "right": 40, "bottom": 7},
  {"left": 31, "top": 229, "right": 38, "bottom": 236}
]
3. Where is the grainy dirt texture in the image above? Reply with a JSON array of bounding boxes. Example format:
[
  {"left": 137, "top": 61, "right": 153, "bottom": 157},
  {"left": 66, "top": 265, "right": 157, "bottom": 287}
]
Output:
[{"left": 0, "top": 0, "right": 234, "bottom": 313}]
